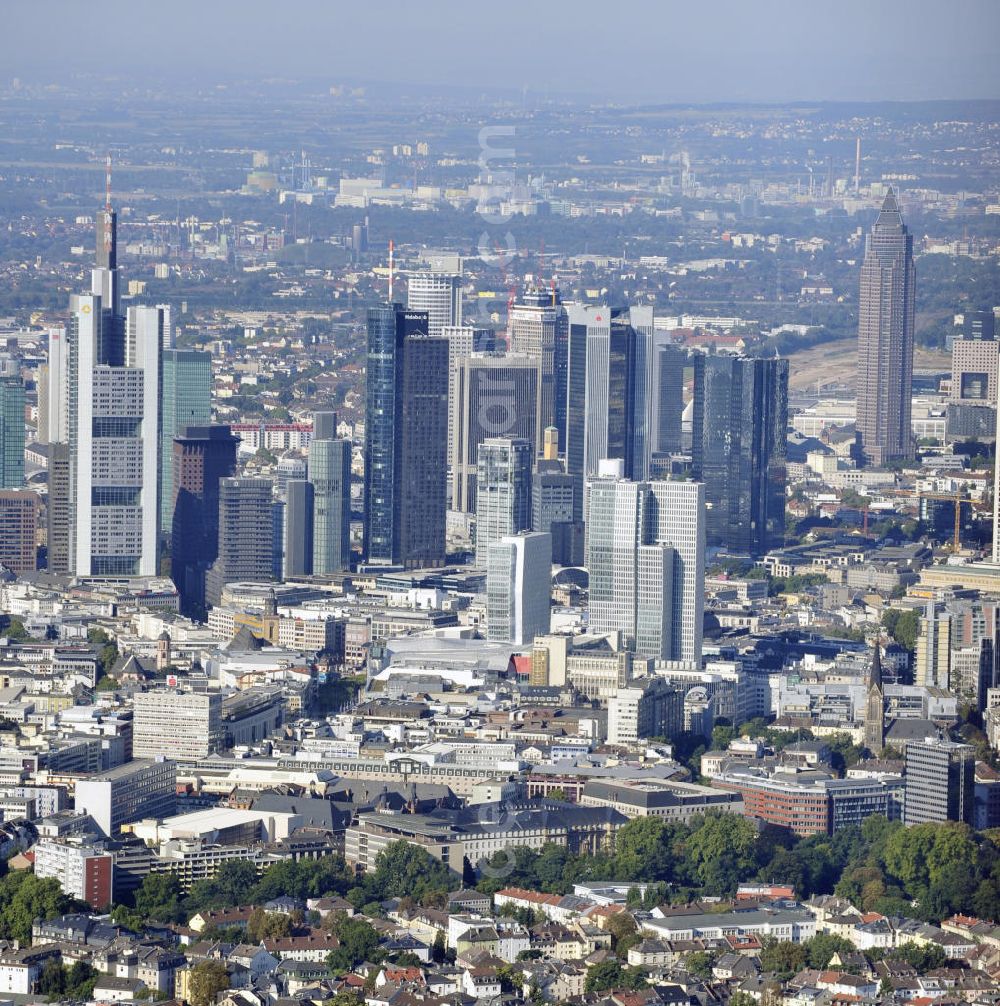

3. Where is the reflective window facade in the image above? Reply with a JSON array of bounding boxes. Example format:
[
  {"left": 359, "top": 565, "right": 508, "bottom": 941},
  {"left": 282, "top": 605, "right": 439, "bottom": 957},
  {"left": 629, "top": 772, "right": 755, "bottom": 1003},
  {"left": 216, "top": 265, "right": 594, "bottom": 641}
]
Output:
[
  {"left": 364, "top": 304, "right": 448, "bottom": 568},
  {"left": 692, "top": 354, "right": 788, "bottom": 556}
]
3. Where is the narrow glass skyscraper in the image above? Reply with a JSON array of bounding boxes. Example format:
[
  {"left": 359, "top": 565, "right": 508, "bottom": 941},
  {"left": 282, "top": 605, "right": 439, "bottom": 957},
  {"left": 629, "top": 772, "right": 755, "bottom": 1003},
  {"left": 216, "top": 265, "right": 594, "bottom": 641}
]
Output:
[
  {"left": 855, "top": 189, "right": 916, "bottom": 466},
  {"left": 0, "top": 376, "right": 25, "bottom": 489},
  {"left": 310, "top": 436, "right": 351, "bottom": 574},
  {"left": 567, "top": 304, "right": 661, "bottom": 492},
  {"left": 363, "top": 304, "right": 448, "bottom": 568},
  {"left": 284, "top": 480, "right": 314, "bottom": 577},
  {"left": 508, "top": 287, "right": 567, "bottom": 433},
  {"left": 692, "top": 354, "right": 788, "bottom": 556},
  {"left": 450, "top": 353, "right": 539, "bottom": 513},
  {"left": 161, "top": 348, "right": 212, "bottom": 530}
]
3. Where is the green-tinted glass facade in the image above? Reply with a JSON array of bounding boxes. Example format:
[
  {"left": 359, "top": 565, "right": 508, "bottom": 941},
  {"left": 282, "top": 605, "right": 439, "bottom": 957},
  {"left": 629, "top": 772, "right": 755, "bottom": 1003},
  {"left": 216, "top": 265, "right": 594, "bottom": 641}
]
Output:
[
  {"left": 0, "top": 377, "right": 25, "bottom": 489},
  {"left": 161, "top": 350, "right": 212, "bottom": 529}
]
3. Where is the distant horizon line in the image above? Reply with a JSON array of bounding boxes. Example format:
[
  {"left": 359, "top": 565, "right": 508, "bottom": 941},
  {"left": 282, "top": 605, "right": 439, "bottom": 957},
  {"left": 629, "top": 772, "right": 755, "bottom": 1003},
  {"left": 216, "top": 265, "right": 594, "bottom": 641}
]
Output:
[{"left": 3, "top": 71, "right": 1000, "bottom": 108}]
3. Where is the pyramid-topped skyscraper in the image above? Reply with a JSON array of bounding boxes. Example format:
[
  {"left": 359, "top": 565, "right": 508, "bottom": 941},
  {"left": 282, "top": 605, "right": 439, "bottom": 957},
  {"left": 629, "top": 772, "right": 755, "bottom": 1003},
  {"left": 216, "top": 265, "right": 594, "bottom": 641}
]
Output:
[{"left": 855, "top": 189, "right": 916, "bottom": 467}]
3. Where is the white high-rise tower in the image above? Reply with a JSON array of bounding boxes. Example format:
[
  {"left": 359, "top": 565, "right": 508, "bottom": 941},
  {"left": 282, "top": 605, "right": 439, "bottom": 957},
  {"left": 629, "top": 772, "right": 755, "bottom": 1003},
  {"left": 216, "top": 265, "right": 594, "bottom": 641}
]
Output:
[
  {"left": 486, "top": 531, "right": 552, "bottom": 646},
  {"left": 586, "top": 467, "right": 704, "bottom": 662},
  {"left": 407, "top": 273, "right": 462, "bottom": 339},
  {"left": 67, "top": 297, "right": 160, "bottom": 576}
]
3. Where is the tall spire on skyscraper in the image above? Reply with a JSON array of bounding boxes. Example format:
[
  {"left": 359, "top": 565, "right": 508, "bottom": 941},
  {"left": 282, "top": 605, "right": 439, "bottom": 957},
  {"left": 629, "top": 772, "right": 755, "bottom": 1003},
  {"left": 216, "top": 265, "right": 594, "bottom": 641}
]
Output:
[
  {"left": 92, "top": 151, "right": 123, "bottom": 363},
  {"left": 97, "top": 152, "right": 117, "bottom": 271}
]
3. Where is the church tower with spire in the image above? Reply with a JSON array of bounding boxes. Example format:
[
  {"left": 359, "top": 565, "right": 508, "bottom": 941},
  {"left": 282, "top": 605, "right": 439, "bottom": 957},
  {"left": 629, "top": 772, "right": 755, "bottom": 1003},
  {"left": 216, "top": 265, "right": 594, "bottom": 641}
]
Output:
[{"left": 865, "top": 642, "right": 885, "bottom": 755}]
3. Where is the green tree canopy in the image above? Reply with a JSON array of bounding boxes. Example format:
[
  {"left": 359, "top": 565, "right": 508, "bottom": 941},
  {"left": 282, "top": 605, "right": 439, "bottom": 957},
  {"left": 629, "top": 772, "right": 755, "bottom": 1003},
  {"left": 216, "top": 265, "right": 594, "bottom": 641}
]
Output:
[
  {"left": 0, "top": 872, "right": 77, "bottom": 944},
  {"left": 135, "top": 872, "right": 185, "bottom": 923},
  {"left": 584, "top": 960, "right": 647, "bottom": 993},
  {"left": 325, "top": 914, "right": 382, "bottom": 973},
  {"left": 614, "top": 817, "right": 671, "bottom": 881},
  {"left": 682, "top": 814, "right": 759, "bottom": 894},
  {"left": 758, "top": 938, "right": 808, "bottom": 976},
  {"left": 684, "top": 950, "right": 716, "bottom": 979},
  {"left": 186, "top": 859, "right": 259, "bottom": 913},
  {"left": 881, "top": 608, "right": 920, "bottom": 652},
  {"left": 247, "top": 907, "right": 292, "bottom": 942},
  {"left": 369, "top": 841, "right": 455, "bottom": 901},
  {"left": 805, "top": 934, "right": 855, "bottom": 969},
  {"left": 189, "top": 960, "right": 229, "bottom": 1006}
]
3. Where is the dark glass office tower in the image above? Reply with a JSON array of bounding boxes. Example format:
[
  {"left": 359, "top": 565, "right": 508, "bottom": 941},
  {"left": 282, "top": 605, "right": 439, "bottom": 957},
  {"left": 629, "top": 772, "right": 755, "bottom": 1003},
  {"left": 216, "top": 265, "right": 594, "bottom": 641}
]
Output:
[
  {"left": 310, "top": 437, "right": 351, "bottom": 574},
  {"left": 692, "top": 354, "right": 788, "bottom": 556},
  {"left": 568, "top": 305, "right": 659, "bottom": 489},
  {"left": 450, "top": 354, "right": 540, "bottom": 513},
  {"left": 604, "top": 316, "right": 638, "bottom": 477},
  {"left": 46, "top": 444, "right": 72, "bottom": 573},
  {"left": 563, "top": 317, "right": 589, "bottom": 519},
  {"left": 654, "top": 344, "right": 687, "bottom": 455},
  {"left": 285, "top": 480, "right": 314, "bottom": 577},
  {"left": 363, "top": 304, "right": 448, "bottom": 568},
  {"left": 171, "top": 426, "right": 239, "bottom": 618},
  {"left": 855, "top": 189, "right": 916, "bottom": 467}
]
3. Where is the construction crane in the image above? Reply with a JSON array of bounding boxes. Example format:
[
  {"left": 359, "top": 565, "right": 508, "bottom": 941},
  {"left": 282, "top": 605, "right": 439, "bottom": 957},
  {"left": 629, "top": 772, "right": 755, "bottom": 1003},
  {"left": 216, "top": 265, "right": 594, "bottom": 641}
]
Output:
[{"left": 918, "top": 492, "right": 976, "bottom": 552}]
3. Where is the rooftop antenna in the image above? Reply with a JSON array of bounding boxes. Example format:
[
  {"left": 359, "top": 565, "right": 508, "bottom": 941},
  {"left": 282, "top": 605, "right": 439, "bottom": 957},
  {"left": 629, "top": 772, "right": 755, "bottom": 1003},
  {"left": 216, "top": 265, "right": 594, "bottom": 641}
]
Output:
[
  {"left": 105, "top": 152, "right": 112, "bottom": 212},
  {"left": 388, "top": 239, "right": 394, "bottom": 301}
]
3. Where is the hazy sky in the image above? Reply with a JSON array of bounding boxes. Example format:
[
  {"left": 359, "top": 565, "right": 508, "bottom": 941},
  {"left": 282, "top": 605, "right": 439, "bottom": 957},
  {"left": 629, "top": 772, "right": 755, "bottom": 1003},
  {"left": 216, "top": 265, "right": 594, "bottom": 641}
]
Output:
[{"left": 5, "top": 0, "right": 1000, "bottom": 103}]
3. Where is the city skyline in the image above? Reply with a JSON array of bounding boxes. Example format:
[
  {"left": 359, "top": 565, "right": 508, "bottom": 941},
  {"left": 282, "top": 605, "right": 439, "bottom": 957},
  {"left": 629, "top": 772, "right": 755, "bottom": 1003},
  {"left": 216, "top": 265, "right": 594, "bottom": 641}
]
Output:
[{"left": 0, "top": 16, "right": 996, "bottom": 988}]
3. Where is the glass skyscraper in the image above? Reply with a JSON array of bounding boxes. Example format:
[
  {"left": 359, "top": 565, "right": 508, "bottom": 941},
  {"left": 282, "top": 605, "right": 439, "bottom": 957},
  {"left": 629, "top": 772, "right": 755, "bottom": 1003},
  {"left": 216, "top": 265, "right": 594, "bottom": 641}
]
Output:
[
  {"left": 586, "top": 471, "right": 705, "bottom": 663},
  {"left": 284, "top": 480, "right": 314, "bottom": 577},
  {"left": 486, "top": 531, "right": 552, "bottom": 646},
  {"left": 406, "top": 272, "right": 462, "bottom": 338},
  {"left": 66, "top": 298, "right": 160, "bottom": 576},
  {"left": 170, "top": 425, "right": 238, "bottom": 618},
  {"left": 508, "top": 288, "right": 567, "bottom": 433},
  {"left": 205, "top": 477, "right": 274, "bottom": 607},
  {"left": 568, "top": 305, "right": 658, "bottom": 493},
  {"left": 363, "top": 304, "right": 449, "bottom": 568},
  {"left": 0, "top": 376, "right": 25, "bottom": 489},
  {"left": 692, "top": 354, "right": 788, "bottom": 556},
  {"left": 310, "top": 436, "right": 351, "bottom": 573},
  {"left": 474, "top": 437, "right": 533, "bottom": 567},
  {"left": 450, "top": 355, "right": 539, "bottom": 513},
  {"left": 161, "top": 349, "right": 212, "bottom": 530}
]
